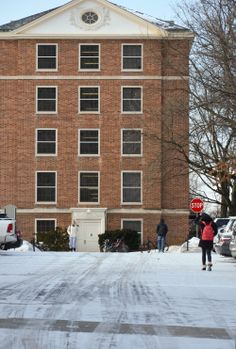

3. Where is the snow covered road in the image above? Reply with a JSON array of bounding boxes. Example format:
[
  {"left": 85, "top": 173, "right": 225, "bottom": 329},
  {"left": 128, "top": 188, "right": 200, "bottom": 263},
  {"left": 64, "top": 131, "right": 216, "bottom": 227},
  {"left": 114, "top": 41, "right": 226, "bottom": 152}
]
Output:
[{"left": 0, "top": 250, "right": 235, "bottom": 349}]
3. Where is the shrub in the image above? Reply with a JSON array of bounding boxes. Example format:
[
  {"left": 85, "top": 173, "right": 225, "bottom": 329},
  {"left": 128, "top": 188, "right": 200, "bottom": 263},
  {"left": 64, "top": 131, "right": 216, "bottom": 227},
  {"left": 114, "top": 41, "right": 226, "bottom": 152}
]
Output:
[
  {"left": 98, "top": 229, "right": 141, "bottom": 252},
  {"left": 37, "top": 227, "right": 69, "bottom": 251}
]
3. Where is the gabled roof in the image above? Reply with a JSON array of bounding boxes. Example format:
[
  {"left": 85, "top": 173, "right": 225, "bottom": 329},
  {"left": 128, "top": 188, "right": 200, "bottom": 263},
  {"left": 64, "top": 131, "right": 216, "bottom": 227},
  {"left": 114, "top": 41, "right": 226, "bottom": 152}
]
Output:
[
  {"left": 0, "top": 1, "right": 189, "bottom": 33},
  {"left": 0, "top": 0, "right": 193, "bottom": 39},
  {"left": 0, "top": 7, "right": 60, "bottom": 32}
]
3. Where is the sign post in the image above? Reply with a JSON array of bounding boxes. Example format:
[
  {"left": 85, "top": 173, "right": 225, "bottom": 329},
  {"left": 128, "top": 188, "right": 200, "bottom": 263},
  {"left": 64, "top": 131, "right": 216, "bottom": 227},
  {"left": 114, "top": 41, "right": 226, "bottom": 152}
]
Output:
[
  {"left": 190, "top": 198, "right": 204, "bottom": 239},
  {"left": 190, "top": 198, "right": 204, "bottom": 213}
]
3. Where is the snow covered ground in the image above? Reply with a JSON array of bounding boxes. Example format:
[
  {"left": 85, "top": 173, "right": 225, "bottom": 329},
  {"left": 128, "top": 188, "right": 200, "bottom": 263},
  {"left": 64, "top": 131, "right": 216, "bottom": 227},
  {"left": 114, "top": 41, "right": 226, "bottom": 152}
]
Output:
[{"left": 0, "top": 243, "right": 236, "bottom": 349}]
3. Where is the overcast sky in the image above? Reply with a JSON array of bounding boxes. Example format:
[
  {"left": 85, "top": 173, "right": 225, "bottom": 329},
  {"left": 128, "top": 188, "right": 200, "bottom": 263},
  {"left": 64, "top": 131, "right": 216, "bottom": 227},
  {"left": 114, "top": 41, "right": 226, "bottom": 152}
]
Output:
[{"left": 0, "top": 0, "right": 183, "bottom": 25}]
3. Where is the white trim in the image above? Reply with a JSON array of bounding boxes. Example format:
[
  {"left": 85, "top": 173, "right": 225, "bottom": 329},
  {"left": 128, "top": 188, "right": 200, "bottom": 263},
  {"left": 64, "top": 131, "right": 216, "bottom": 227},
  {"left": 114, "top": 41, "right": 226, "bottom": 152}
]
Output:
[
  {"left": 35, "top": 218, "right": 57, "bottom": 235},
  {"left": 121, "top": 86, "right": 143, "bottom": 114},
  {"left": 78, "top": 128, "right": 100, "bottom": 157},
  {"left": 35, "top": 128, "right": 57, "bottom": 157},
  {"left": 35, "top": 171, "right": 57, "bottom": 204},
  {"left": 121, "top": 128, "right": 143, "bottom": 157},
  {"left": 121, "top": 170, "right": 143, "bottom": 205},
  {"left": 109, "top": 208, "right": 189, "bottom": 214},
  {"left": 121, "top": 218, "right": 143, "bottom": 244},
  {"left": 36, "top": 85, "right": 58, "bottom": 114},
  {"left": 36, "top": 43, "right": 58, "bottom": 72},
  {"left": 121, "top": 43, "right": 143, "bottom": 72},
  {"left": 0, "top": 75, "right": 189, "bottom": 81},
  {"left": 78, "top": 171, "right": 100, "bottom": 205},
  {"left": 78, "top": 85, "right": 100, "bottom": 114},
  {"left": 16, "top": 208, "right": 190, "bottom": 214},
  {"left": 79, "top": 43, "right": 100, "bottom": 72}
]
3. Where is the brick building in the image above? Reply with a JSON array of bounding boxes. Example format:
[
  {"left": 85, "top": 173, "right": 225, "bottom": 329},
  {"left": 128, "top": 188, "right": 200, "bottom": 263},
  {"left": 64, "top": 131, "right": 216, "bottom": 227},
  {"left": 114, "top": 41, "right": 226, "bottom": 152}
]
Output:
[{"left": 0, "top": 0, "right": 193, "bottom": 251}]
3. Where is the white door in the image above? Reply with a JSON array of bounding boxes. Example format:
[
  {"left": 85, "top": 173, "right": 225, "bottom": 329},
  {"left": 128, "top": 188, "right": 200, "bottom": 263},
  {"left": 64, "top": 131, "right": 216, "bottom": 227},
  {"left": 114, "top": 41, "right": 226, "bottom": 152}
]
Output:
[{"left": 77, "top": 220, "right": 101, "bottom": 252}]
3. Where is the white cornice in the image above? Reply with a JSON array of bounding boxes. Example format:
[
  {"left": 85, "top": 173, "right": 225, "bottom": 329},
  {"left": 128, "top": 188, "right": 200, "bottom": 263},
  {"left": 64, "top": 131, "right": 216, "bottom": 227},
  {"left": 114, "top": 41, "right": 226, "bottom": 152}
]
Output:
[
  {"left": 0, "top": 75, "right": 189, "bottom": 80},
  {"left": 17, "top": 208, "right": 189, "bottom": 215}
]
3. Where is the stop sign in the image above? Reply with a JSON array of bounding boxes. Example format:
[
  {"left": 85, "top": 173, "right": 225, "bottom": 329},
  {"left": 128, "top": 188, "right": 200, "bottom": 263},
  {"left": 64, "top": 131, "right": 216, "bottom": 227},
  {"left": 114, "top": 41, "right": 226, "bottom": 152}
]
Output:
[{"left": 190, "top": 198, "right": 204, "bottom": 213}]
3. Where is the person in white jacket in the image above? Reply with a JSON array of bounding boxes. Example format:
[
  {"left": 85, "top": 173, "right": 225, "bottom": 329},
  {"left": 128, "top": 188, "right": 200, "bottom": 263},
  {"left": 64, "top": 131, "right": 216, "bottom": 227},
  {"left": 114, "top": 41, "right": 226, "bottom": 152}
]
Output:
[{"left": 67, "top": 220, "right": 79, "bottom": 251}]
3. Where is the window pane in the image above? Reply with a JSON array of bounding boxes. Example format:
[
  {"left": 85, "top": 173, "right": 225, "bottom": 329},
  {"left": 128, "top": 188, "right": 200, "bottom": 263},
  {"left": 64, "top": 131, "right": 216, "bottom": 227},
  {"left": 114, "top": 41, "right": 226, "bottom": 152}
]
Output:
[
  {"left": 123, "top": 173, "right": 141, "bottom": 187},
  {"left": 80, "top": 188, "right": 98, "bottom": 202},
  {"left": 80, "top": 130, "right": 98, "bottom": 141},
  {"left": 123, "top": 58, "right": 141, "bottom": 70},
  {"left": 80, "top": 143, "right": 98, "bottom": 154},
  {"left": 38, "top": 88, "right": 56, "bottom": 99},
  {"left": 123, "top": 130, "right": 141, "bottom": 142},
  {"left": 38, "top": 58, "right": 56, "bottom": 69},
  {"left": 38, "top": 45, "right": 56, "bottom": 56},
  {"left": 80, "top": 173, "right": 98, "bottom": 187},
  {"left": 80, "top": 100, "right": 98, "bottom": 112},
  {"left": 38, "top": 100, "right": 56, "bottom": 112},
  {"left": 81, "top": 45, "right": 99, "bottom": 56},
  {"left": 123, "top": 220, "right": 141, "bottom": 232},
  {"left": 123, "top": 143, "right": 141, "bottom": 154},
  {"left": 38, "top": 130, "right": 56, "bottom": 141},
  {"left": 37, "top": 220, "right": 55, "bottom": 233},
  {"left": 37, "top": 188, "right": 55, "bottom": 202},
  {"left": 123, "top": 88, "right": 141, "bottom": 99},
  {"left": 80, "top": 58, "right": 99, "bottom": 69},
  {"left": 123, "top": 188, "right": 141, "bottom": 202},
  {"left": 37, "top": 172, "right": 55, "bottom": 186},
  {"left": 80, "top": 88, "right": 98, "bottom": 99},
  {"left": 123, "top": 45, "right": 141, "bottom": 56},
  {"left": 37, "top": 143, "right": 56, "bottom": 154},
  {"left": 123, "top": 100, "right": 141, "bottom": 112}
]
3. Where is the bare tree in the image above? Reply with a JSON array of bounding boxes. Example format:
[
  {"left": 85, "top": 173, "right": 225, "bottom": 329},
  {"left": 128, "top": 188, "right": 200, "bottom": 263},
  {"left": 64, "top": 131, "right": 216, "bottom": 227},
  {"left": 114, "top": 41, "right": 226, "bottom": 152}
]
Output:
[{"left": 176, "top": 0, "right": 236, "bottom": 216}]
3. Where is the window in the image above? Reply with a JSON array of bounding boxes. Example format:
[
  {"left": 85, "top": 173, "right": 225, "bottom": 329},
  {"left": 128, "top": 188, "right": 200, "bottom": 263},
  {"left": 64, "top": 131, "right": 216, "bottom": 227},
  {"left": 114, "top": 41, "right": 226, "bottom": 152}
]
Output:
[
  {"left": 79, "top": 172, "right": 99, "bottom": 203},
  {"left": 79, "top": 87, "right": 99, "bottom": 113},
  {"left": 122, "top": 129, "right": 142, "bottom": 156},
  {"left": 122, "top": 171, "right": 142, "bottom": 204},
  {"left": 122, "top": 87, "right": 142, "bottom": 113},
  {"left": 79, "top": 129, "right": 99, "bottom": 156},
  {"left": 36, "top": 87, "right": 57, "bottom": 113},
  {"left": 36, "top": 172, "right": 56, "bottom": 203},
  {"left": 82, "top": 11, "right": 98, "bottom": 24},
  {"left": 79, "top": 44, "right": 100, "bottom": 70},
  {"left": 36, "top": 219, "right": 56, "bottom": 234},
  {"left": 36, "top": 129, "right": 57, "bottom": 156},
  {"left": 122, "top": 44, "right": 142, "bottom": 71},
  {"left": 36, "top": 44, "right": 57, "bottom": 71},
  {"left": 122, "top": 219, "right": 142, "bottom": 233}
]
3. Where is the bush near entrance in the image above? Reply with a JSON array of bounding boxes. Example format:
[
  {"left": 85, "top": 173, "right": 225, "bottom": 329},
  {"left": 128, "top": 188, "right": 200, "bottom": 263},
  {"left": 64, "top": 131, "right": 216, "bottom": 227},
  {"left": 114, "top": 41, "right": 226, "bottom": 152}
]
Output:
[
  {"left": 98, "top": 229, "right": 141, "bottom": 252},
  {"left": 37, "top": 227, "right": 69, "bottom": 251}
]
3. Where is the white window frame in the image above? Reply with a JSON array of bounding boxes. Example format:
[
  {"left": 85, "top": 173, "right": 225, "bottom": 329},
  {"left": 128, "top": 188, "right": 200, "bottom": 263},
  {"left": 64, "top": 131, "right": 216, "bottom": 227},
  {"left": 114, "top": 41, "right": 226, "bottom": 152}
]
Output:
[
  {"left": 121, "top": 86, "right": 143, "bottom": 114},
  {"left": 35, "top": 171, "right": 57, "bottom": 205},
  {"left": 36, "top": 86, "right": 58, "bottom": 114},
  {"left": 36, "top": 43, "right": 58, "bottom": 72},
  {"left": 35, "top": 218, "right": 57, "bottom": 237},
  {"left": 121, "top": 128, "right": 143, "bottom": 157},
  {"left": 78, "top": 129, "right": 100, "bottom": 157},
  {"left": 121, "top": 171, "right": 142, "bottom": 205},
  {"left": 35, "top": 128, "right": 57, "bottom": 157},
  {"left": 121, "top": 218, "right": 143, "bottom": 244},
  {"left": 79, "top": 43, "right": 100, "bottom": 71},
  {"left": 121, "top": 43, "right": 143, "bottom": 72},
  {"left": 78, "top": 171, "right": 100, "bottom": 205},
  {"left": 78, "top": 86, "right": 100, "bottom": 114}
]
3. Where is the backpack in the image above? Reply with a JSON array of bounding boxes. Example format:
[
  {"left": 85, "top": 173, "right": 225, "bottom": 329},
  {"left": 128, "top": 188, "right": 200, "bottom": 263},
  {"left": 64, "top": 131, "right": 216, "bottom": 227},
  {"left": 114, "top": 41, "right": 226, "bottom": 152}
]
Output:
[{"left": 201, "top": 221, "right": 214, "bottom": 241}]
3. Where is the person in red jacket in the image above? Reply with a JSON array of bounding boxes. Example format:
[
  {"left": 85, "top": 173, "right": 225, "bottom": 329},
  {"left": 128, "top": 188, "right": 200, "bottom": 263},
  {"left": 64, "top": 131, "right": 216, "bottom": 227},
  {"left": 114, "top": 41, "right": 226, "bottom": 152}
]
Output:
[{"left": 196, "top": 213, "right": 217, "bottom": 271}]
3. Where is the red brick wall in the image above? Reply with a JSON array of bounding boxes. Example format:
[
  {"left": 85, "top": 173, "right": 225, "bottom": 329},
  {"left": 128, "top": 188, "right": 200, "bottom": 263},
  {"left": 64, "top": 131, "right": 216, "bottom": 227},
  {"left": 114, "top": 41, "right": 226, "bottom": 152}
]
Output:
[{"left": 0, "top": 38, "right": 191, "bottom": 244}]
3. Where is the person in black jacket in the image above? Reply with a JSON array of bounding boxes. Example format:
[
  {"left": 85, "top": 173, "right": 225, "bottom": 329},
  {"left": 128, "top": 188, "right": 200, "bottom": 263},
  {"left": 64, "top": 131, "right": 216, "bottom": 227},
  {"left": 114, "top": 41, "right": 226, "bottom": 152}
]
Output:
[{"left": 156, "top": 218, "right": 168, "bottom": 252}]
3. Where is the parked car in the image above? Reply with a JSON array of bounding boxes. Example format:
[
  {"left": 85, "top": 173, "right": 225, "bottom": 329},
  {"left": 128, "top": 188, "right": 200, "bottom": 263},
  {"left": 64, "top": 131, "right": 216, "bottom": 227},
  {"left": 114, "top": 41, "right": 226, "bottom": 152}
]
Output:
[
  {"left": 229, "top": 220, "right": 236, "bottom": 258},
  {"left": 0, "top": 212, "right": 23, "bottom": 250},
  {"left": 214, "top": 217, "right": 236, "bottom": 256},
  {"left": 214, "top": 217, "right": 230, "bottom": 232}
]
